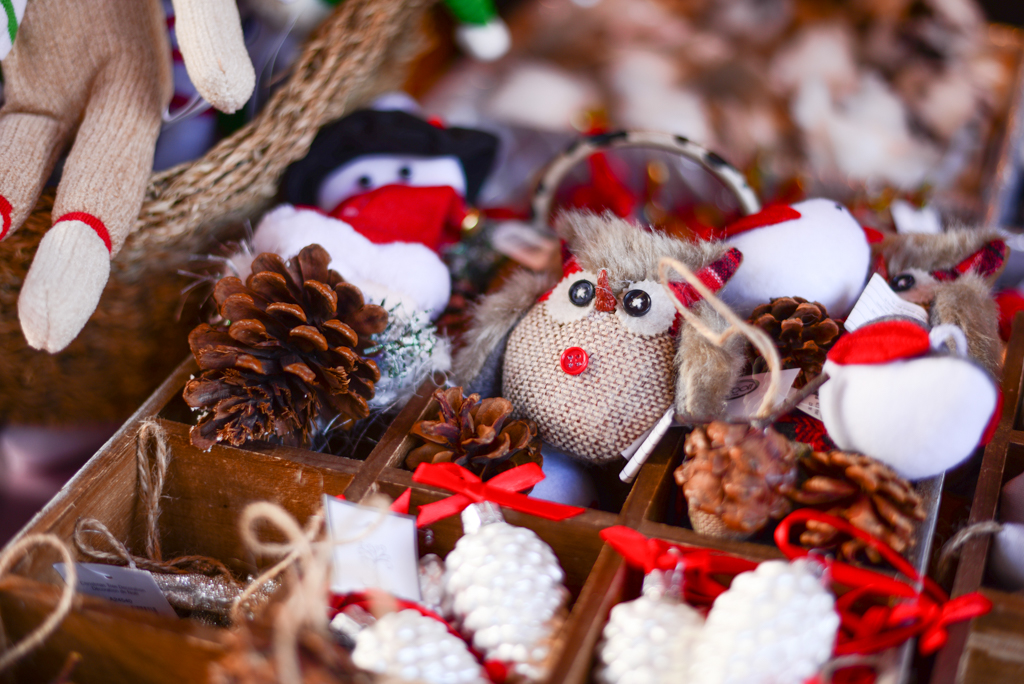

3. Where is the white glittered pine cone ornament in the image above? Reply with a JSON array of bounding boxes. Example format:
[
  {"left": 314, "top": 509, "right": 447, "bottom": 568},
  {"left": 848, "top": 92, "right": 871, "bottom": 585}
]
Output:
[
  {"left": 352, "top": 608, "right": 490, "bottom": 684},
  {"left": 443, "top": 502, "right": 569, "bottom": 682},
  {"left": 595, "top": 566, "right": 704, "bottom": 684},
  {"left": 689, "top": 558, "right": 839, "bottom": 684}
]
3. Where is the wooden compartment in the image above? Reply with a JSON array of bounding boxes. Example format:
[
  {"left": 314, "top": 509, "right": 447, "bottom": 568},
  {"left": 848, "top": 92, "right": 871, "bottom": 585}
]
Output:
[{"left": 930, "top": 312, "right": 1024, "bottom": 684}]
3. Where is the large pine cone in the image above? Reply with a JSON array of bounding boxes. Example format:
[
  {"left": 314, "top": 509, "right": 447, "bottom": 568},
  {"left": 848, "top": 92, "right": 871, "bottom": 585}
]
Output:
[
  {"left": 787, "top": 450, "right": 926, "bottom": 563},
  {"left": 183, "top": 245, "right": 387, "bottom": 449},
  {"left": 405, "top": 387, "right": 542, "bottom": 478},
  {"left": 748, "top": 297, "right": 843, "bottom": 388},
  {"left": 675, "top": 422, "right": 800, "bottom": 537}
]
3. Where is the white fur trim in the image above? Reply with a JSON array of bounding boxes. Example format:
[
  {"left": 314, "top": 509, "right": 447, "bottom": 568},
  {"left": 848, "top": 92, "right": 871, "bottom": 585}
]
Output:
[
  {"left": 545, "top": 270, "right": 599, "bottom": 324},
  {"left": 614, "top": 279, "right": 676, "bottom": 337},
  {"left": 247, "top": 205, "right": 451, "bottom": 318},
  {"left": 720, "top": 198, "right": 870, "bottom": 317},
  {"left": 819, "top": 356, "right": 996, "bottom": 479}
]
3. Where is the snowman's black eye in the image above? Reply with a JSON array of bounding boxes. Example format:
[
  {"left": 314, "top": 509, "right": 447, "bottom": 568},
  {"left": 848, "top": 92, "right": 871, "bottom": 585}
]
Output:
[
  {"left": 622, "top": 289, "right": 651, "bottom": 316},
  {"left": 890, "top": 273, "right": 916, "bottom": 292},
  {"left": 398, "top": 165, "right": 412, "bottom": 180},
  {"left": 357, "top": 175, "right": 373, "bottom": 189},
  {"left": 569, "top": 280, "right": 595, "bottom": 306}
]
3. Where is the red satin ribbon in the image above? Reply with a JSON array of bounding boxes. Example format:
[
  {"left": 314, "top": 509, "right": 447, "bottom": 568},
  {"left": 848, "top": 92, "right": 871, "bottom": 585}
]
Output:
[
  {"left": 775, "top": 509, "right": 992, "bottom": 656},
  {"left": 600, "top": 525, "right": 756, "bottom": 606},
  {"left": 411, "top": 462, "right": 586, "bottom": 528}
]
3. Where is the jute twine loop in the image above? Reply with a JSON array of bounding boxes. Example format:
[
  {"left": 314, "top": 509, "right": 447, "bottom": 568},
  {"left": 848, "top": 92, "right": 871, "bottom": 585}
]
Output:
[
  {"left": 233, "top": 495, "right": 392, "bottom": 684},
  {"left": 658, "top": 256, "right": 784, "bottom": 419},
  {"left": 73, "top": 420, "right": 234, "bottom": 582},
  {"left": 937, "top": 521, "right": 1005, "bottom": 585},
  {"left": 0, "top": 535, "right": 77, "bottom": 673}
]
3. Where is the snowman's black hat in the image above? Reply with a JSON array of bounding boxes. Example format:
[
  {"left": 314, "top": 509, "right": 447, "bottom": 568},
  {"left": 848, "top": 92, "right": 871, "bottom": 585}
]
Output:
[{"left": 284, "top": 109, "right": 499, "bottom": 206}]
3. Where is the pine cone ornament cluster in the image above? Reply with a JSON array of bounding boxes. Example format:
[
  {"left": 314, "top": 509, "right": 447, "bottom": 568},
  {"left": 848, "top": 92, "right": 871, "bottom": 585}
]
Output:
[
  {"left": 405, "top": 387, "right": 542, "bottom": 478},
  {"left": 676, "top": 422, "right": 801, "bottom": 539},
  {"left": 748, "top": 297, "right": 843, "bottom": 388},
  {"left": 352, "top": 609, "right": 489, "bottom": 684},
  {"left": 595, "top": 571, "right": 704, "bottom": 684},
  {"left": 442, "top": 503, "right": 568, "bottom": 682},
  {"left": 183, "top": 245, "right": 387, "bottom": 449},
  {"left": 690, "top": 559, "right": 839, "bottom": 684},
  {"left": 787, "top": 449, "right": 926, "bottom": 563}
]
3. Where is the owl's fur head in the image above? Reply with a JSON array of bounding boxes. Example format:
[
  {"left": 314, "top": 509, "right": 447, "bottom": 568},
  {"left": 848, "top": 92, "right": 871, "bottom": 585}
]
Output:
[{"left": 454, "top": 211, "right": 741, "bottom": 462}]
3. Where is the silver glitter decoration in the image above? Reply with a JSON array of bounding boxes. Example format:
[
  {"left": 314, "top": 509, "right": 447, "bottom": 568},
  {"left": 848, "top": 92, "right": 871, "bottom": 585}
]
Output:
[{"left": 152, "top": 573, "right": 279, "bottom": 624}]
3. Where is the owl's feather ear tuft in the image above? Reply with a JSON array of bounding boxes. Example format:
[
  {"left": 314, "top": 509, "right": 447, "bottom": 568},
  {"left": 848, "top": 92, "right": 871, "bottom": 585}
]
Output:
[
  {"left": 555, "top": 210, "right": 729, "bottom": 285},
  {"left": 879, "top": 228, "right": 1003, "bottom": 276},
  {"left": 453, "top": 268, "right": 559, "bottom": 392}
]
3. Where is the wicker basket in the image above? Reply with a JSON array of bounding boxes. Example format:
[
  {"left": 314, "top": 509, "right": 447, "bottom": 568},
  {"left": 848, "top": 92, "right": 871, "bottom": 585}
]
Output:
[{"left": 0, "top": 0, "right": 431, "bottom": 425}]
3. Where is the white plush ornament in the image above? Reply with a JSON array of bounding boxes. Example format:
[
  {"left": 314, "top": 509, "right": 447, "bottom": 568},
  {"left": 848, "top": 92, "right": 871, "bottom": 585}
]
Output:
[
  {"left": 235, "top": 205, "right": 452, "bottom": 320},
  {"left": 351, "top": 609, "right": 490, "bottom": 684},
  {"left": 443, "top": 502, "right": 568, "bottom": 681},
  {"left": 819, "top": 320, "right": 997, "bottom": 480},
  {"left": 595, "top": 567, "right": 704, "bottom": 684},
  {"left": 719, "top": 198, "right": 870, "bottom": 318},
  {"left": 689, "top": 558, "right": 839, "bottom": 684}
]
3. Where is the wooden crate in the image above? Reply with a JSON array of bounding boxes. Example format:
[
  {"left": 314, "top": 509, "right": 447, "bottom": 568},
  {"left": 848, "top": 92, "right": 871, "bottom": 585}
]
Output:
[{"left": 0, "top": 355, "right": 680, "bottom": 684}]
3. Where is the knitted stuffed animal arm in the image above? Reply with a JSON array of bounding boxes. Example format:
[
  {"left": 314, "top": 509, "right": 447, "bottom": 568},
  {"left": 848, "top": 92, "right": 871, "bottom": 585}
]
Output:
[
  {"left": 170, "top": 0, "right": 255, "bottom": 113},
  {"left": 0, "top": 0, "right": 254, "bottom": 353}
]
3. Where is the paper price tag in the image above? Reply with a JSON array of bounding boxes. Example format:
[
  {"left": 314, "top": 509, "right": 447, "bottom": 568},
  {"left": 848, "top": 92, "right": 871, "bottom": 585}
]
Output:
[
  {"left": 844, "top": 273, "right": 929, "bottom": 333},
  {"left": 793, "top": 391, "right": 822, "bottom": 420},
  {"left": 725, "top": 369, "right": 800, "bottom": 420},
  {"left": 54, "top": 563, "right": 177, "bottom": 618},
  {"left": 323, "top": 495, "right": 422, "bottom": 602}
]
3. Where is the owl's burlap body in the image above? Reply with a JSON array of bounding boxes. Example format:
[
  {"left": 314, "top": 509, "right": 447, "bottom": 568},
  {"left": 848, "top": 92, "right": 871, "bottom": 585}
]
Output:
[{"left": 502, "top": 304, "right": 676, "bottom": 464}]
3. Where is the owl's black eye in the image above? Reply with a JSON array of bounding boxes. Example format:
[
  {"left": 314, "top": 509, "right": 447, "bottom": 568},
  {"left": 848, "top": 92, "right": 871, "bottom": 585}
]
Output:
[
  {"left": 622, "top": 289, "right": 652, "bottom": 317},
  {"left": 357, "top": 175, "right": 373, "bottom": 189},
  {"left": 890, "top": 273, "right": 916, "bottom": 292},
  {"left": 569, "top": 280, "right": 595, "bottom": 307},
  {"left": 398, "top": 165, "right": 412, "bottom": 180}
]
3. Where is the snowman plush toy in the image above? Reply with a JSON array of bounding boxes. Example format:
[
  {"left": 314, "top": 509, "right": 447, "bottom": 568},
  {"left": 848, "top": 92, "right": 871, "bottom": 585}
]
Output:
[{"left": 230, "top": 107, "right": 499, "bottom": 406}]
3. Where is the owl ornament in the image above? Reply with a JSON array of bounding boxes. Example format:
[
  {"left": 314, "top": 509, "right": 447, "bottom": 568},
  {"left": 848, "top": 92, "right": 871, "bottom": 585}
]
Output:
[{"left": 454, "top": 210, "right": 749, "bottom": 465}]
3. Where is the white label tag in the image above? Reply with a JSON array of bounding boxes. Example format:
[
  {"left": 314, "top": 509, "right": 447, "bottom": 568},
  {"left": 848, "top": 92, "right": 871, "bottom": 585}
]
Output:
[
  {"left": 725, "top": 369, "right": 800, "bottom": 420},
  {"left": 844, "top": 273, "right": 929, "bottom": 332},
  {"left": 323, "top": 495, "right": 422, "bottom": 603},
  {"left": 793, "top": 391, "right": 822, "bottom": 420},
  {"left": 490, "top": 220, "right": 560, "bottom": 271},
  {"left": 891, "top": 199, "right": 942, "bottom": 235},
  {"left": 54, "top": 563, "right": 177, "bottom": 618}
]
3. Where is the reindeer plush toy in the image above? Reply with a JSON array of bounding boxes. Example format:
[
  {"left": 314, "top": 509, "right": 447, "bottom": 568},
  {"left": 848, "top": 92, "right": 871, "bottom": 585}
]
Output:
[
  {"left": 0, "top": 0, "right": 255, "bottom": 352},
  {"left": 455, "top": 210, "right": 745, "bottom": 464}
]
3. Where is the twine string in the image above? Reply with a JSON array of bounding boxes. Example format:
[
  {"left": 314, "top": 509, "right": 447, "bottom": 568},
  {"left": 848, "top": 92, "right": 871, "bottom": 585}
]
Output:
[
  {"left": 936, "top": 521, "right": 1004, "bottom": 585},
  {"left": 658, "top": 256, "right": 783, "bottom": 419},
  {"left": 0, "top": 535, "right": 77, "bottom": 673},
  {"left": 74, "top": 420, "right": 234, "bottom": 582}
]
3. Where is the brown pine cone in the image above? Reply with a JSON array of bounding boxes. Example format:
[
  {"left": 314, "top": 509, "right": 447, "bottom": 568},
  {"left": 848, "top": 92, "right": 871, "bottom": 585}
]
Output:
[
  {"left": 675, "top": 422, "right": 801, "bottom": 536},
  {"left": 405, "top": 387, "right": 542, "bottom": 478},
  {"left": 749, "top": 297, "right": 843, "bottom": 387},
  {"left": 183, "top": 245, "right": 387, "bottom": 450},
  {"left": 787, "top": 449, "right": 927, "bottom": 563}
]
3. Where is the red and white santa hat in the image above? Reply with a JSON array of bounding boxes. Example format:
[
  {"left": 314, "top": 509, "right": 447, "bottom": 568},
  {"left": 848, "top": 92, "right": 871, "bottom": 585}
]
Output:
[{"left": 819, "top": 319, "right": 999, "bottom": 480}]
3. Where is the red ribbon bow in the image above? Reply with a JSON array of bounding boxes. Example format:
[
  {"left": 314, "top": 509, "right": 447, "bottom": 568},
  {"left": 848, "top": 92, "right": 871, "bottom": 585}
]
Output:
[
  {"left": 600, "top": 525, "right": 757, "bottom": 606},
  {"left": 411, "top": 462, "right": 586, "bottom": 528},
  {"left": 775, "top": 509, "right": 992, "bottom": 656}
]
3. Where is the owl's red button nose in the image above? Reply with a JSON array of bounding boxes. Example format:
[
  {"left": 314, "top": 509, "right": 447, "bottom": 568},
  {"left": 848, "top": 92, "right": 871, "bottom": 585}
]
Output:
[{"left": 560, "top": 346, "right": 589, "bottom": 375}]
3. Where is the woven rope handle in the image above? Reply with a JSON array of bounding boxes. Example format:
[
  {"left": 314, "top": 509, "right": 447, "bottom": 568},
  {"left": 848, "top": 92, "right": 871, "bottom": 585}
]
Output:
[
  {"left": 658, "top": 256, "right": 783, "bottom": 419},
  {"left": 531, "top": 130, "right": 761, "bottom": 233},
  {"left": 128, "top": 0, "right": 432, "bottom": 258}
]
